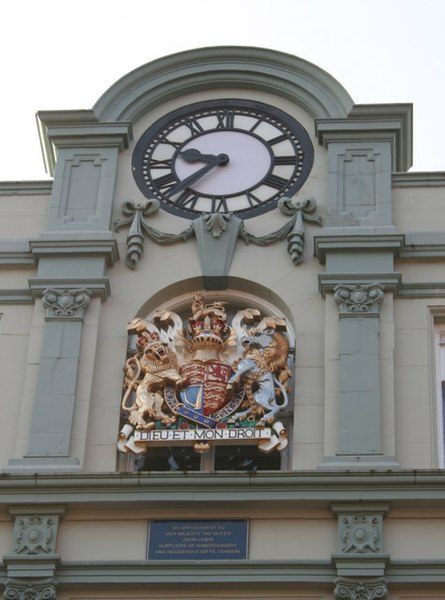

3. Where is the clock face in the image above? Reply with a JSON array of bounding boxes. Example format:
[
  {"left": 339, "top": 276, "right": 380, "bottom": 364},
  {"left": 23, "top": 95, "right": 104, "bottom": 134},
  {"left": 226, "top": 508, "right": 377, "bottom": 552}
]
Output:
[{"left": 132, "top": 99, "right": 314, "bottom": 219}]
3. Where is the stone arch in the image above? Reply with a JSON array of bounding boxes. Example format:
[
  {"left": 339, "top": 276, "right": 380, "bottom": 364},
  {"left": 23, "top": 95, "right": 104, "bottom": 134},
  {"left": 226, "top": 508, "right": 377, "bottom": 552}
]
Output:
[
  {"left": 94, "top": 46, "right": 354, "bottom": 123},
  {"left": 118, "top": 277, "right": 296, "bottom": 471},
  {"left": 134, "top": 275, "right": 296, "bottom": 338}
]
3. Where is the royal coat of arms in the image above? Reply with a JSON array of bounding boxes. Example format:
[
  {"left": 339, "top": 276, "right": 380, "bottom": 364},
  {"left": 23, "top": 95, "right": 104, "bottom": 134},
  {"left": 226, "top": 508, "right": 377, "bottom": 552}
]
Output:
[{"left": 118, "top": 293, "right": 292, "bottom": 456}]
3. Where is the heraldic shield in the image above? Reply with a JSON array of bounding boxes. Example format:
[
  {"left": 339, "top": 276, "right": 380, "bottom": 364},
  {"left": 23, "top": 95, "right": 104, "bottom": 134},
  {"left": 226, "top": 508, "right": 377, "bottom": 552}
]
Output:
[{"left": 118, "top": 293, "right": 293, "bottom": 457}]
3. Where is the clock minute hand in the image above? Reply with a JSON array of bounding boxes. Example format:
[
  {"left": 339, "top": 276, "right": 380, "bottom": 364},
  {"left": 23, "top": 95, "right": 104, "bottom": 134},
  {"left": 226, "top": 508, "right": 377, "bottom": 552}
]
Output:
[{"left": 167, "top": 152, "right": 229, "bottom": 197}]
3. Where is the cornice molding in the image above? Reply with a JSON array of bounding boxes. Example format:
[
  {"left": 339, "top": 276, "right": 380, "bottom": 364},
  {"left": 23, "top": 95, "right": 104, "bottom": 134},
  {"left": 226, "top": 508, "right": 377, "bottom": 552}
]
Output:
[
  {"left": 1, "top": 471, "right": 445, "bottom": 506},
  {"left": 315, "top": 104, "right": 413, "bottom": 172},
  {"left": 0, "top": 181, "right": 52, "bottom": 195},
  {"left": 0, "top": 559, "right": 443, "bottom": 588},
  {"left": 0, "top": 290, "right": 33, "bottom": 304},
  {"left": 314, "top": 234, "right": 405, "bottom": 265},
  {"left": 29, "top": 238, "right": 119, "bottom": 266},
  {"left": 314, "top": 233, "right": 445, "bottom": 298},
  {"left": 397, "top": 283, "right": 445, "bottom": 298},
  {"left": 36, "top": 111, "right": 133, "bottom": 176},
  {"left": 392, "top": 171, "right": 445, "bottom": 187},
  {"left": 44, "top": 560, "right": 337, "bottom": 586},
  {"left": 93, "top": 46, "right": 354, "bottom": 122},
  {"left": 0, "top": 249, "right": 34, "bottom": 266}
]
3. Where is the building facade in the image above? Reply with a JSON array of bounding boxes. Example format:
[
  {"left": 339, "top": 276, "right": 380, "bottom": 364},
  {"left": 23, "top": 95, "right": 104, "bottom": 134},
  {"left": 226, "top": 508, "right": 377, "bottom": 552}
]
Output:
[{"left": 1, "top": 46, "right": 445, "bottom": 599}]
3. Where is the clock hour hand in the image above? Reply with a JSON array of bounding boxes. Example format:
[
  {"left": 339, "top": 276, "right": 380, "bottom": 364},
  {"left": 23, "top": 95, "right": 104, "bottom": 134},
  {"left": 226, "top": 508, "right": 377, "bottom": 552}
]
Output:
[
  {"left": 179, "top": 148, "right": 229, "bottom": 164},
  {"left": 167, "top": 152, "right": 229, "bottom": 197}
]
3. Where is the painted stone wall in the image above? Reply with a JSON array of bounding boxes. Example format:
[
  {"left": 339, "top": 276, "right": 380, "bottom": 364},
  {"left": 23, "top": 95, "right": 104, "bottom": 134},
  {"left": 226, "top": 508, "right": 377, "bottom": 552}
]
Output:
[{"left": 0, "top": 47, "right": 445, "bottom": 599}]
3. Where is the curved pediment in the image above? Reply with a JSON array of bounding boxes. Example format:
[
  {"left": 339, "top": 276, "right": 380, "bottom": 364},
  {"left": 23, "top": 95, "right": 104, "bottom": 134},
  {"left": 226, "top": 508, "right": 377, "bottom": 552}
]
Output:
[{"left": 93, "top": 46, "right": 354, "bottom": 122}]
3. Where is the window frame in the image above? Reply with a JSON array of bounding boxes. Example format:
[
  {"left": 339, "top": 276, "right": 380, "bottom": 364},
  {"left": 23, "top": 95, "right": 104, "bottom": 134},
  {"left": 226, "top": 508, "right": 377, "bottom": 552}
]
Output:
[{"left": 434, "top": 320, "right": 445, "bottom": 468}]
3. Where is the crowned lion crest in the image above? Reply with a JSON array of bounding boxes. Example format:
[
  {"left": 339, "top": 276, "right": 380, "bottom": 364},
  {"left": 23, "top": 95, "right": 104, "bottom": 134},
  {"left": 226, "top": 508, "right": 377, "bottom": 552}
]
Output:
[{"left": 118, "top": 293, "right": 293, "bottom": 456}]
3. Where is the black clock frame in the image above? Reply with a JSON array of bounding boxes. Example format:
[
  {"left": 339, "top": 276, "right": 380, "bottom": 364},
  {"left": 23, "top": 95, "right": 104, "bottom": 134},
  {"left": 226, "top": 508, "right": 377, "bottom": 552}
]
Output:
[{"left": 132, "top": 99, "right": 314, "bottom": 219}]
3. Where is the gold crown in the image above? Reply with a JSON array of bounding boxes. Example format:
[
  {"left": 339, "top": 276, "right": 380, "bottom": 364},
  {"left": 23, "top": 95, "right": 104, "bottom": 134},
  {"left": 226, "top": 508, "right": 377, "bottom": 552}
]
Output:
[{"left": 187, "top": 295, "right": 229, "bottom": 348}]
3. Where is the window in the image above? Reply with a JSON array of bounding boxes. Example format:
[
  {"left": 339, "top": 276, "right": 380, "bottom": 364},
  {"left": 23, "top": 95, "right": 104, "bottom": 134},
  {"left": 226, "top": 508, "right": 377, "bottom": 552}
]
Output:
[
  {"left": 434, "top": 319, "right": 445, "bottom": 468},
  {"left": 117, "top": 290, "right": 294, "bottom": 473}
]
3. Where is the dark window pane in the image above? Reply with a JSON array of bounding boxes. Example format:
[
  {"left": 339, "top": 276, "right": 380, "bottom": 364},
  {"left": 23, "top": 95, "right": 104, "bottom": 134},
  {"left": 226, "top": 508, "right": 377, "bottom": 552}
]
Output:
[
  {"left": 214, "top": 445, "right": 281, "bottom": 472},
  {"left": 136, "top": 446, "right": 201, "bottom": 472}
]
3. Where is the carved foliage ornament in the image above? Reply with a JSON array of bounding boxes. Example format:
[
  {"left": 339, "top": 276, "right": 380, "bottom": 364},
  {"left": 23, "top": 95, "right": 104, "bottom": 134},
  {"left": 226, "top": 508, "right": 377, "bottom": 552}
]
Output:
[
  {"left": 334, "top": 578, "right": 388, "bottom": 600},
  {"left": 14, "top": 515, "right": 56, "bottom": 555},
  {"left": 340, "top": 514, "right": 382, "bottom": 554},
  {"left": 42, "top": 288, "right": 91, "bottom": 319},
  {"left": 334, "top": 284, "right": 384, "bottom": 315},
  {"left": 118, "top": 293, "right": 293, "bottom": 456},
  {"left": 4, "top": 579, "right": 56, "bottom": 600}
]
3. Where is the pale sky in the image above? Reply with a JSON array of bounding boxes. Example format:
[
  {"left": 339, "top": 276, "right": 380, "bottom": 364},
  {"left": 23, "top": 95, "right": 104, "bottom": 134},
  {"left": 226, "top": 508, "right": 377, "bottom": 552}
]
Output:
[{"left": 1, "top": 0, "right": 444, "bottom": 180}]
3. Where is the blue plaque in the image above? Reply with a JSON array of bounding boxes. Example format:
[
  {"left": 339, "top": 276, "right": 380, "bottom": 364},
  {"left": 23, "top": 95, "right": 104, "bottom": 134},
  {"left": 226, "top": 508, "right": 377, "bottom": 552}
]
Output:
[{"left": 148, "top": 519, "right": 248, "bottom": 560}]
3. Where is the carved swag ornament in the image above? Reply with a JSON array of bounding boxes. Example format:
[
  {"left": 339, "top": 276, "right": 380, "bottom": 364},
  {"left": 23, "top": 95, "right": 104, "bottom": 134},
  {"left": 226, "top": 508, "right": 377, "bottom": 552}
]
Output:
[{"left": 114, "top": 196, "right": 321, "bottom": 268}]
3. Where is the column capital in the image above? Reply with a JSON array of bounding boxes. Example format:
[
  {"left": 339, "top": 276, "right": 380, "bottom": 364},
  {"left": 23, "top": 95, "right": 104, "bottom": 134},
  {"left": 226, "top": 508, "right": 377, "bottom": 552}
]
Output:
[
  {"left": 42, "top": 288, "right": 91, "bottom": 321},
  {"left": 3, "top": 578, "right": 57, "bottom": 600},
  {"left": 334, "top": 283, "right": 384, "bottom": 316},
  {"left": 334, "top": 576, "right": 388, "bottom": 600}
]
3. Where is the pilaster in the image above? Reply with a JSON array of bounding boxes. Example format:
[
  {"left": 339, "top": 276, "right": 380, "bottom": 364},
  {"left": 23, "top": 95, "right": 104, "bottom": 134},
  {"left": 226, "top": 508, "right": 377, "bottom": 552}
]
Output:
[
  {"left": 331, "top": 503, "right": 390, "bottom": 600},
  {"left": 320, "top": 281, "right": 398, "bottom": 468},
  {"left": 3, "top": 114, "right": 131, "bottom": 473},
  {"left": 315, "top": 233, "right": 400, "bottom": 468},
  {"left": 31, "top": 112, "right": 129, "bottom": 295},
  {"left": 316, "top": 104, "right": 412, "bottom": 229},
  {"left": 5, "top": 289, "right": 91, "bottom": 472},
  {"left": 335, "top": 284, "right": 384, "bottom": 456},
  {"left": 3, "top": 506, "right": 64, "bottom": 600}
]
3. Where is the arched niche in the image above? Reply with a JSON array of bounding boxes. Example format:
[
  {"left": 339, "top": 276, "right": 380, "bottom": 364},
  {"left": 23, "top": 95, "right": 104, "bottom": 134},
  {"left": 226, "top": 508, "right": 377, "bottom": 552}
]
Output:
[
  {"left": 134, "top": 276, "right": 296, "bottom": 337},
  {"left": 118, "top": 278, "right": 296, "bottom": 473}
]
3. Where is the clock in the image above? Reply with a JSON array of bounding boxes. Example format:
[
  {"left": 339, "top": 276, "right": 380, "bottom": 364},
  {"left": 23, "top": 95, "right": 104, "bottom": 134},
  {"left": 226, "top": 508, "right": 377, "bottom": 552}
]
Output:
[{"left": 132, "top": 99, "right": 314, "bottom": 219}]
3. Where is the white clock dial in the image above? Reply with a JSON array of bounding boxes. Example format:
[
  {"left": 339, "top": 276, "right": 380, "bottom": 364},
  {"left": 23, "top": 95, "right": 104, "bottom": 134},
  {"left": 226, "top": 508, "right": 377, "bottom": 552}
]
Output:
[
  {"left": 132, "top": 99, "right": 314, "bottom": 219},
  {"left": 174, "top": 131, "right": 271, "bottom": 196}
]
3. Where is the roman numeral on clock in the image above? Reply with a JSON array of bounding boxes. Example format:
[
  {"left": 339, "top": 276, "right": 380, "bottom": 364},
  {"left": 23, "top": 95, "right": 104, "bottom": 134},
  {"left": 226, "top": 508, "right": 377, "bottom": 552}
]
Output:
[
  {"left": 246, "top": 192, "right": 262, "bottom": 206},
  {"left": 273, "top": 155, "right": 298, "bottom": 165},
  {"left": 268, "top": 133, "right": 288, "bottom": 146},
  {"left": 157, "top": 135, "right": 182, "bottom": 149},
  {"left": 262, "top": 173, "right": 288, "bottom": 189},
  {"left": 216, "top": 110, "right": 235, "bottom": 129},
  {"left": 185, "top": 116, "right": 204, "bottom": 135},
  {"left": 149, "top": 158, "right": 173, "bottom": 170},
  {"left": 153, "top": 172, "right": 177, "bottom": 191},
  {"left": 211, "top": 196, "right": 229, "bottom": 213},
  {"left": 174, "top": 190, "right": 199, "bottom": 209}
]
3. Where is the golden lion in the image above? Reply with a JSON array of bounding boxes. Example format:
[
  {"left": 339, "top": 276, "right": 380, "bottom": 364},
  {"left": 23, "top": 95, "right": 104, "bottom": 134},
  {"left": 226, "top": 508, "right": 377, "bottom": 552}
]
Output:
[{"left": 122, "top": 339, "right": 184, "bottom": 430}]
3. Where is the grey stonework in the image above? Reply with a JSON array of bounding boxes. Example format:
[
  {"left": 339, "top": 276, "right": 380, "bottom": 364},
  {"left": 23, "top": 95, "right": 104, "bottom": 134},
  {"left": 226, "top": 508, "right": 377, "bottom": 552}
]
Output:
[
  {"left": 334, "top": 577, "right": 388, "bottom": 600},
  {"left": 335, "top": 284, "right": 383, "bottom": 456},
  {"left": 3, "top": 578, "right": 57, "bottom": 600}
]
